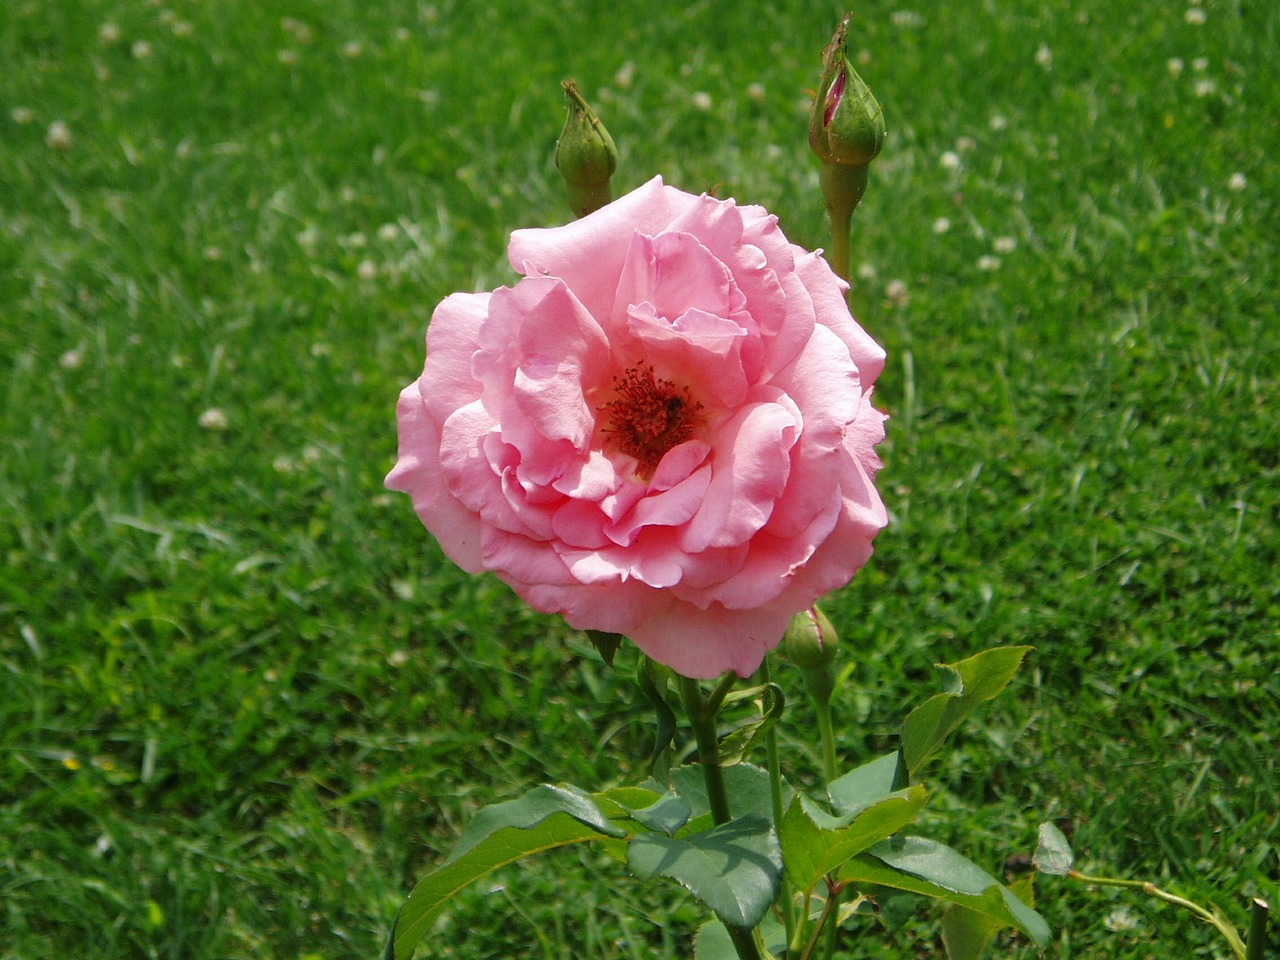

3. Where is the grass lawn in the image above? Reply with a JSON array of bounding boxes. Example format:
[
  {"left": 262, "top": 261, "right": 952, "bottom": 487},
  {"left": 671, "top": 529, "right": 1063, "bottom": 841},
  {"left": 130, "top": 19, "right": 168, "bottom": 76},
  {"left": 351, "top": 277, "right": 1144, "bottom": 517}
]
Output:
[{"left": 2, "top": 0, "right": 1276, "bottom": 957}]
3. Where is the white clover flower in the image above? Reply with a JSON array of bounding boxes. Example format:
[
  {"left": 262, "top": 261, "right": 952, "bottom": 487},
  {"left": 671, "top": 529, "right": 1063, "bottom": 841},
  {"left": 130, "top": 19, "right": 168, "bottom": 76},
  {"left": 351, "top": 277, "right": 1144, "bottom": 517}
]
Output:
[
  {"left": 1192, "top": 57, "right": 1209, "bottom": 71},
  {"left": 940, "top": 150, "right": 961, "bottom": 170},
  {"left": 1167, "top": 58, "right": 1184, "bottom": 77},
  {"left": 1228, "top": 172, "right": 1247, "bottom": 192},
  {"left": 171, "top": 20, "right": 193, "bottom": 37},
  {"left": 98, "top": 22, "right": 122, "bottom": 43},
  {"left": 343, "top": 40, "right": 363, "bottom": 58},
  {"left": 59, "top": 348, "right": 85, "bottom": 370},
  {"left": 692, "top": 91, "right": 713, "bottom": 111},
  {"left": 989, "top": 114, "right": 1008, "bottom": 131},
  {"left": 278, "top": 49, "right": 299, "bottom": 65},
  {"left": 1104, "top": 906, "right": 1141, "bottom": 932},
  {"left": 12, "top": 106, "right": 35, "bottom": 124},
  {"left": 885, "top": 278, "right": 910, "bottom": 303},
  {"left": 377, "top": 222, "right": 399, "bottom": 242},
  {"left": 1195, "top": 78, "right": 1216, "bottom": 97},
  {"left": 932, "top": 217, "right": 952, "bottom": 235},
  {"left": 1185, "top": 7, "right": 1206, "bottom": 24},
  {"left": 46, "top": 121, "right": 74, "bottom": 150},
  {"left": 131, "top": 39, "right": 152, "bottom": 59},
  {"left": 993, "top": 236, "right": 1017, "bottom": 254},
  {"left": 1035, "top": 43, "right": 1053, "bottom": 70},
  {"left": 977, "top": 255, "right": 1001, "bottom": 271},
  {"left": 956, "top": 135, "right": 976, "bottom": 153},
  {"left": 614, "top": 62, "right": 635, "bottom": 90},
  {"left": 746, "top": 82, "right": 766, "bottom": 103},
  {"left": 357, "top": 259, "right": 378, "bottom": 280},
  {"left": 199, "top": 408, "right": 229, "bottom": 431},
  {"left": 890, "top": 11, "right": 924, "bottom": 28},
  {"left": 856, "top": 262, "right": 878, "bottom": 280}
]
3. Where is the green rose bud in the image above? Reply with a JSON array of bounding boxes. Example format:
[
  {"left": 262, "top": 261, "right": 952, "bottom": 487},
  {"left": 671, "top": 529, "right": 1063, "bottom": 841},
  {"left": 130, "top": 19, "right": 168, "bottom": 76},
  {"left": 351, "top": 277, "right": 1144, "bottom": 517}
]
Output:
[
  {"left": 555, "top": 80, "right": 618, "bottom": 219},
  {"left": 808, "top": 14, "right": 886, "bottom": 283},
  {"left": 784, "top": 605, "right": 839, "bottom": 706},
  {"left": 809, "top": 17, "right": 885, "bottom": 168}
]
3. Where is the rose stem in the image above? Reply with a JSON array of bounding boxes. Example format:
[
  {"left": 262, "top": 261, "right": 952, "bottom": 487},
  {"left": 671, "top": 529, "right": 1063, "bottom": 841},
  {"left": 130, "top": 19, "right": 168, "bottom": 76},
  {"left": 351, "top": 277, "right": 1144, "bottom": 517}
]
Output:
[
  {"left": 678, "top": 674, "right": 763, "bottom": 960},
  {"left": 757, "top": 656, "right": 798, "bottom": 946}
]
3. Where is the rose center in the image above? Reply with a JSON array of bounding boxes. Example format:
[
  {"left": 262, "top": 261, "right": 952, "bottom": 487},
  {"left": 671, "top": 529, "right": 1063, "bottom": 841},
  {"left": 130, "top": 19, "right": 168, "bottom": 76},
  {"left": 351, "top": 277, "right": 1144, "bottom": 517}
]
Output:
[{"left": 600, "top": 361, "right": 703, "bottom": 470}]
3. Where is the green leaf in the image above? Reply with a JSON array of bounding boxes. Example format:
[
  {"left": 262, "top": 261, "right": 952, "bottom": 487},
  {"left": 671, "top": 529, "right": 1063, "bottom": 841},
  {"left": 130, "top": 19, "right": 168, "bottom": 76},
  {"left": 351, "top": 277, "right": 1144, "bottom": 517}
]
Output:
[
  {"left": 840, "top": 837, "right": 1050, "bottom": 947},
  {"left": 596, "top": 787, "right": 692, "bottom": 835},
  {"left": 899, "top": 647, "right": 1031, "bottom": 777},
  {"left": 1033, "top": 822, "right": 1074, "bottom": 876},
  {"left": 695, "top": 912, "right": 787, "bottom": 960},
  {"left": 716, "top": 682, "right": 785, "bottom": 767},
  {"left": 586, "top": 629, "right": 624, "bottom": 667},
  {"left": 781, "top": 786, "right": 928, "bottom": 893},
  {"left": 386, "top": 784, "right": 626, "bottom": 959},
  {"left": 670, "top": 762, "right": 786, "bottom": 824},
  {"left": 827, "top": 751, "right": 908, "bottom": 816},
  {"left": 941, "top": 875, "right": 1038, "bottom": 960},
  {"left": 629, "top": 814, "right": 783, "bottom": 929}
]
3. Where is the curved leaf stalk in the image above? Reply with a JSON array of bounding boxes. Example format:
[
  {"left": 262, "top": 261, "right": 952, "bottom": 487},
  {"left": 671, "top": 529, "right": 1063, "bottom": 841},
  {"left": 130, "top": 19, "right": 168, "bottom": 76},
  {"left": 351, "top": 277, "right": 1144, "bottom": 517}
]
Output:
[
  {"left": 799, "top": 881, "right": 846, "bottom": 960},
  {"left": 1068, "top": 870, "right": 1249, "bottom": 960}
]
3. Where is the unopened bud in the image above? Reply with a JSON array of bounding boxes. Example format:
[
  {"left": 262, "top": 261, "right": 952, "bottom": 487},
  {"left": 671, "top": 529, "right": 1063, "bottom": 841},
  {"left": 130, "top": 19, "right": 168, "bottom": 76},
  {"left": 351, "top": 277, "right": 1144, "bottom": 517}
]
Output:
[
  {"left": 785, "top": 606, "right": 840, "bottom": 705},
  {"left": 809, "top": 16, "right": 885, "bottom": 168},
  {"left": 555, "top": 80, "right": 618, "bottom": 218}
]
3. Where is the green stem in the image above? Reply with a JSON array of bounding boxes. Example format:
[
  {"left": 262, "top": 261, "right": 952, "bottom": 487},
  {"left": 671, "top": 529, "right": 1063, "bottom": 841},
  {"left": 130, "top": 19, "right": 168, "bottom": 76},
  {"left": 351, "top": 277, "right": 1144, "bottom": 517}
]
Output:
[
  {"left": 818, "top": 161, "right": 868, "bottom": 287},
  {"left": 678, "top": 675, "right": 732, "bottom": 825},
  {"left": 758, "top": 658, "right": 797, "bottom": 948},
  {"left": 1069, "top": 871, "right": 1249, "bottom": 960},
  {"left": 1247, "top": 898, "right": 1269, "bottom": 960},
  {"left": 678, "top": 674, "right": 762, "bottom": 960},
  {"left": 815, "top": 700, "right": 838, "bottom": 784},
  {"left": 813, "top": 694, "right": 840, "bottom": 960},
  {"left": 798, "top": 883, "right": 842, "bottom": 960}
]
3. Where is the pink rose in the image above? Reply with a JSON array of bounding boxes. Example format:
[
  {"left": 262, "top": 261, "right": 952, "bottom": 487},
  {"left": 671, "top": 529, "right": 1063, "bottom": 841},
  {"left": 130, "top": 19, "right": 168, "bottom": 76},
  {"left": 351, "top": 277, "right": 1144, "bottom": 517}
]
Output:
[{"left": 387, "top": 176, "right": 887, "bottom": 678}]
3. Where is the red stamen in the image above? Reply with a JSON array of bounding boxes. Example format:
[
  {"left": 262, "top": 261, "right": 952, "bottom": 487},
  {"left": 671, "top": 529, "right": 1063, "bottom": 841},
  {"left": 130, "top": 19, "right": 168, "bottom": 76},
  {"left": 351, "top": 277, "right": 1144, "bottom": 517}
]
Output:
[{"left": 600, "top": 361, "right": 703, "bottom": 470}]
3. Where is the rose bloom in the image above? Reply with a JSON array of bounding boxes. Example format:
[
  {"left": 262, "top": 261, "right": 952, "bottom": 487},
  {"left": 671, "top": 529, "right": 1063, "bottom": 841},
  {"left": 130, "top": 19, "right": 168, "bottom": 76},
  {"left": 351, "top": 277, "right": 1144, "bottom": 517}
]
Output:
[{"left": 387, "top": 177, "right": 887, "bottom": 678}]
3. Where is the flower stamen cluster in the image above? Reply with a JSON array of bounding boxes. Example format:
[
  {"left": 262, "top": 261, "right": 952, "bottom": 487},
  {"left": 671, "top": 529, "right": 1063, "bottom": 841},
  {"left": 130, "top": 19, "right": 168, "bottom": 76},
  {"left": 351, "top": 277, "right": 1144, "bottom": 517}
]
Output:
[{"left": 600, "top": 361, "right": 703, "bottom": 471}]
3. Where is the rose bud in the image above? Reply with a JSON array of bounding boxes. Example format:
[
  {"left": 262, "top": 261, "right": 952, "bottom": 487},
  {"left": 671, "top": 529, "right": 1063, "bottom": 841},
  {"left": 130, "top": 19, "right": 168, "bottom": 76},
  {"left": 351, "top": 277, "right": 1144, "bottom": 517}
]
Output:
[
  {"left": 555, "top": 80, "right": 618, "bottom": 218},
  {"left": 808, "top": 16, "right": 884, "bottom": 168},
  {"left": 784, "top": 605, "right": 839, "bottom": 706}
]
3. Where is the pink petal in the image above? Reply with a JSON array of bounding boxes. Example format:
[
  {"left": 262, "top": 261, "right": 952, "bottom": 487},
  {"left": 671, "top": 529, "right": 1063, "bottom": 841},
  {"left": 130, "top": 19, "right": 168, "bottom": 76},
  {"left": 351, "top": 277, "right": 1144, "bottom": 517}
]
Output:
[
  {"left": 794, "top": 250, "right": 886, "bottom": 385},
  {"left": 606, "top": 465, "right": 711, "bottom": 546},
  {"left": 386, "top": 381, "right": 485, "bottom": 573},
  {"left": 650, "top": 439, "right": 711, "bottom": 491},
  {"left": 508, "top": 176, "right": 695, "bottom": 325},
  {"left": 613, "top": 230, "right": 735, "bottom": 328},
  {"left": 522, "top": 578, "right": 669, "bottom": 637},
  {"left": 627, "top": 302, "right": 750, "bottom": 409},
  {"left": 627, "top": 602, "right": 794, "bottom": 679},
  {"left": 680, "top": 394, "right": 801, "bottom": 552},
  {"left": 512, "top": 276, "right": 612, "bottom": 449},
  {"left": 551, "top": 498, "right": 612, "bottom": 549},
  {"left": 420, "top": 292, "right": 491, "bottom": 425},
  {"left": 481, "top": 525, "right": 577, "bottom": 587}
]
